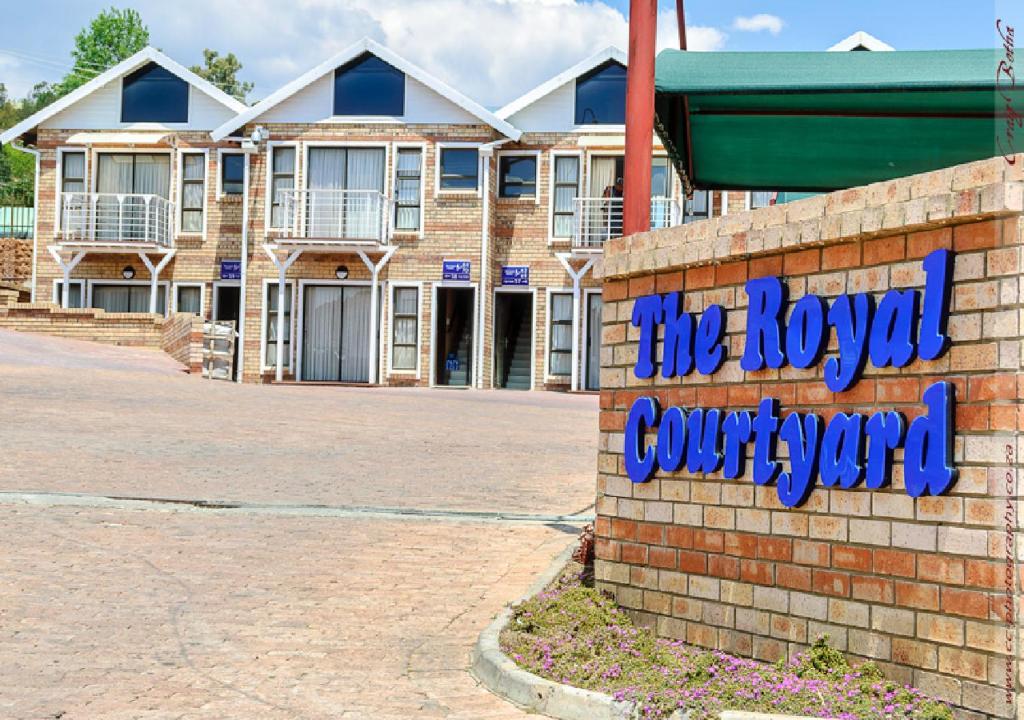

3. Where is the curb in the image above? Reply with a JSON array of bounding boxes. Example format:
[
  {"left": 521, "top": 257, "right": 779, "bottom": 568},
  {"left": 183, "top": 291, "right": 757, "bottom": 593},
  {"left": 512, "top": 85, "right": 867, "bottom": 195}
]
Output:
[{"left": 469, "top": 541, "right": 687, "bottom": 720}]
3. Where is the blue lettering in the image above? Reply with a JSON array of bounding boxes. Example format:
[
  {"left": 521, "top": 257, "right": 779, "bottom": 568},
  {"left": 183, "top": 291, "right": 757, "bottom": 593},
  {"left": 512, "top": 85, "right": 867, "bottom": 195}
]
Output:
[
  {"left": 786, "top": 295, "right": 828, "bottom": 369},
  {"left": 904, "top": 381, "right": 958, "bottom": 497},
  {"left": 777, "top": 412, "right": 823, "bottom": 508},
  {"left": 661, "top": 292, "right": 695, "bottom": 378},
  {"left": 751, "top": 398, "right": 782, "bottom": 486},
  {"left": 695, "top": 304, "right": 727, "bottom": 375},
  {"left": 686, "top": 408, "right": 724, "bottom": 474},
  {"left": 721, "top": 411, "right": 753, "bottom": 479},
  {"left": 740, "top": 277, "right": 787, "bottom": 371},
  {"left": 656, "top": 406, "right": 687, "bottom": 472},
  {"left": 864, "top": 411, "right": 905, "bottom": 489},
  {"left": 918, "top": 249, "right": 954, "bottom": 361},
  {"left": 824, "top": 293, "right": 874, "bottom": 392},
  {"left": 869, "top": 290, "right": 919, "bottom": 368},
  {"left": 631, "top": 294, "right": 663, "bottom": 379},
  {"left": 819, "top": 412, "right": 865, "bottom": 489},
  {"left": 625, "top": 397, "right": 659, "bottom": 483}
]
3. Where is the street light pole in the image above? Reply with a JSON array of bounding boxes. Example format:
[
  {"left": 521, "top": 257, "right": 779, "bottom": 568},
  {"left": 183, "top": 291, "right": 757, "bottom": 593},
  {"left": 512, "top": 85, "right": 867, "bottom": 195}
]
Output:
[{"left": 622, "top": 0, "right": 657, "bottom": 237}]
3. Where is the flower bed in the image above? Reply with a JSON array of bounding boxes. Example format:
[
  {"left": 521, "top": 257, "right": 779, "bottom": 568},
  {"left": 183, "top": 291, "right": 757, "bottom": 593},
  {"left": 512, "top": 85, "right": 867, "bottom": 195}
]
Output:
[{"left": 499, "top": 568, "right": 952, "bottom": 720}]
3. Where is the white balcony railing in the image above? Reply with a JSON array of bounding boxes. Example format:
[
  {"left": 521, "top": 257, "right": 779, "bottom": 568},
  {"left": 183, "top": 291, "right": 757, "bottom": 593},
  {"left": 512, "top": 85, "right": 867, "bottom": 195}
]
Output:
[
  {"left": 60, "top": 192, "right": 176, "bottom": 248},
  {"left": 277, "top": 189, "right": 392, "bottom": 245},
  {"left": 572, "top": 197, "right": 679, "bottom": 250}
]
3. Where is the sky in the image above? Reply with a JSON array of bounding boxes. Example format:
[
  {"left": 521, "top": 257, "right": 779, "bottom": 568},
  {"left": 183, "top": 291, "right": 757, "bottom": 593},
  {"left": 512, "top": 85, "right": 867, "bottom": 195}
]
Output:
[{"left": 0, "top": 0, "right": 1000, "bottom": 110}]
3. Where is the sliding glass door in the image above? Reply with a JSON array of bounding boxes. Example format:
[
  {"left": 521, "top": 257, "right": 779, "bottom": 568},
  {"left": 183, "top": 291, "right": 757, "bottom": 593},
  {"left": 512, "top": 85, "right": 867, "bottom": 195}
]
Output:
[
  {"left": 91, "top": 284, "right": 167, "bottom": 314},
  {"left": 301, "top": 285, "right": 372, "bottom": 382},
  {"left": 306, "top": 147, "right": 385, "bottom": 239},
  {"left": 95, "top": 154, "right": 171, "bottom": 241}
]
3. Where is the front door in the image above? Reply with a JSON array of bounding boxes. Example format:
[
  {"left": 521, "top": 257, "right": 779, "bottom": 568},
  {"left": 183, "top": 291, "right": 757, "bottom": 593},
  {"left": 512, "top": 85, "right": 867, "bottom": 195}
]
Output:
[
  {"left": 434, "top": 287, "right": 475, "bottom": 387},
  {"left": 585, "top": 292, "right": 603, "bottom": 391},
  {"left": 493, "top": 292, "right": 532, "bottom": 390},
  {"left": 301, "top": 285, "right": 371, "bottom": 382},
  {"left": 213, "top": 284, "right": 241, "bottom": 378},
  {"left": 96, "top": 154, "right": 171, "bottom": 242}
]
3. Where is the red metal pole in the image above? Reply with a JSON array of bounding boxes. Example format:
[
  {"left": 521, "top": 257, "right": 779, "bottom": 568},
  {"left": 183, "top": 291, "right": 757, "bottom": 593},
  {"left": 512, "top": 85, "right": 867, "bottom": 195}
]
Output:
[
  {"left": 676, "top": 0, "right": 688, "bottom": 49},
  {"left": 622, "top": 0, "right": 657, "bottom": 237}
]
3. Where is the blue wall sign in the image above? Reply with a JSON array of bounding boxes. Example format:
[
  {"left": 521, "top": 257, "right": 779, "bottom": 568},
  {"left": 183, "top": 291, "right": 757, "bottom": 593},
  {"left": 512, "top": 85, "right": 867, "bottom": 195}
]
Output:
[
  {"left": 442, "top": 260, "right": 471, "bottom": 282},
  {"left": 624, "top": 248, "right": 957, "bottom": 508},
  {"left": 220, "top": 260, "right": 242, "bottom": 280},
  {"left": 501, "top": 266, "right": 530, "bottom": 286}
]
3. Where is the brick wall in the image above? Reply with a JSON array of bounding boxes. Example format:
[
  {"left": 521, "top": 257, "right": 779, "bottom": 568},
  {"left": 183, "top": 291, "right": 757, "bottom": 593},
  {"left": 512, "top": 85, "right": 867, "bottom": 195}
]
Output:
[
  {"left": 159, "top": 312, "right": 203, "bottom": 373},
  {"left": 596, "top": 157, "right": 1023, "bottom": 720},
  {"left": 0, "top": 238, "right": 32, "bottom": 284}
]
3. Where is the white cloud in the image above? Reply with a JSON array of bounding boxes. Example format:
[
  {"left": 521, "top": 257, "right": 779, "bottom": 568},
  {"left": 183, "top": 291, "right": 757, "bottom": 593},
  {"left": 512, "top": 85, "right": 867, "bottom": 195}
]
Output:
[
  {"left": 732, "top": 13, "right": 784, "bottom": 35},
  {"left": 5, "top": 1, "right": 729, "bottom": 108}
]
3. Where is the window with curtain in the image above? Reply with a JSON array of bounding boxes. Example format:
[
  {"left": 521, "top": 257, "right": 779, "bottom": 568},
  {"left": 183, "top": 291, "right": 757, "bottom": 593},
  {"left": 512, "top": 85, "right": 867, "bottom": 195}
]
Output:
[
  {"left": 333, "top": 53, "right": 405, "bottom": 116},
  {"left": 221, "top": 154, "right": 244, "bottom": 195},
  {"left": 683, "top": 190, "right": 711, "bottom": 224},
  {"left": 439, "top": 148, "right": 478, "bottom": 191},
  {"left": 121, "top": 63, "right": 189, "bottom": 123},
  {"left": 264, "top": 282, "right": 293, "bottom": 368},
  {"left": 549, "top": 292, "right": 573, "bottom": 376},
  {"left": 61, "top": 152, "right": 85, "bottom": 193},
  {"left": 306, "top": 147, "right": 386, "bottom": 238},
  {"left": 750, "top": 191, "right": 776, "bottom": 209},
  {"left": 181, "top": 153, "right": 205, "bottom": 233},
  {"left": 551, "top": 155, "right": 579, "bottom": 238},
  {"left": 270, "top": 147, "right": 296, "bottom": 228},
  {"left": 575, "top": 61, "right": 626, "bottom": 125},
  {"left": 391, "top": 286, "right": 418, "bottom": 371},
  {"left": 175, "top": 285, "right": 202, "bottom": 315},
  {"left": 498, "top": 155, "right": 537, "bottom": 198},
  {"left": 96, "top": 153, "right": 171, "bottom": 242},
  {"left": 55, "top": 282, "right": 83, "bottom": 308},
  {"left": 92, "top": 284, "right": 167, "bottom": 314},
  {"left": 394, "top": 148, "right": 422, "bottom": 232}
]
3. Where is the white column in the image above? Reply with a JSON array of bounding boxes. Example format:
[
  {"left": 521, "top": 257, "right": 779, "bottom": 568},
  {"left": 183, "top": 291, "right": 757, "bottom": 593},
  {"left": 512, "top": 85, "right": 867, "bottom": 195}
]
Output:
[
  {"left": 137, "top": 251, "right": 175, "bottom": 315},
  {"left": 261, "top": 245, "right": 302, "bottom": 383},
  {"left": 357, "top": 246, "right": 398, "bottom": 384},
  {"left": 556, "top": 253, "right": 596, "bottom": 392},
  {"left": 49, "top": 248, "right": 86, "bottom": 309}
]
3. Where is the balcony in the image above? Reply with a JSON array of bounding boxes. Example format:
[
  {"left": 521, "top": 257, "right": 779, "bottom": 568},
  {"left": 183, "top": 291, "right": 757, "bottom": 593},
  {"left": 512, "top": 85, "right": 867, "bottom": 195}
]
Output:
[
  {"left": 275, "top": 189, "right": 392, "bottom": 246},
  {"left": 60, "top": 192, "right": 176, "bottom": 248},
  {"left": 572, "top": 197, "right": 679, "bottom": 250}
]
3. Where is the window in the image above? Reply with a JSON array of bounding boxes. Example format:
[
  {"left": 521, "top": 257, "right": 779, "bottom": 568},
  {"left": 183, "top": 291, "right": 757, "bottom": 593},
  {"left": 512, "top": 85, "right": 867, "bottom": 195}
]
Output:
[
  {"left": 91, "top": 284, "right": 167, "bottom": 314},
  {"left": 175, "top": 285, "right": 202, "bottom": 315},
  {"left": 264, "top": 282, "right": 293, "bottom": 368},
  {"left": 61, "top": 152, "right": 85, "bottom": 194},
  {"left": 575, "top": 61, "right": 626, "bottom": 125},
  {"left": 221, "top": 154, "right": 244, "bottom": 196},
  {"left": 394, "top": 148, "right": 422, "bottom": 232},
  {"left": 180, "top": 153, "right": 205, "bottom": 233},
  {"left": 498, "top": 155, "right": 537, "bottom": 198},
  {"left": 333, "top": 53, "right": 405, "bottom": 116},
  {"left": 548, "top": 292, "right": 573, "bottom": 376},
  {"left": 270, "top": 147, "right": 296, "bottom": 228},
  {"left": 439, "top": 148, "right": 478, "bottom": 191},
  {"left": 391, "top": 286, "right": 418, "bottom": 371},
  {"left": 750, "top": 191, "right": 776, "bottom": 209},
  {"left": 54, "top": 281, "right": 84, "bottom": 308},
  {"left": 683, "top": 190, "right": 711, "bottom": 224},
  {"left": 121, "top": 62, "right": 189, "bottom": 123},
  {"left": 551, "top": 155, "right": 579, "bottom": 238}
]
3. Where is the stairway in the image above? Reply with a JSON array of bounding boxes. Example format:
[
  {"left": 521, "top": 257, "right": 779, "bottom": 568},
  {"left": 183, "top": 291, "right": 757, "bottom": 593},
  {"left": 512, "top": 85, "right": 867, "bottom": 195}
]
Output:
[
  {"left": 445, "top": 318, "right": 472, "bottom": 386},
  {"left": 501, "top": 313, "right": 532, "bottom": 390}
]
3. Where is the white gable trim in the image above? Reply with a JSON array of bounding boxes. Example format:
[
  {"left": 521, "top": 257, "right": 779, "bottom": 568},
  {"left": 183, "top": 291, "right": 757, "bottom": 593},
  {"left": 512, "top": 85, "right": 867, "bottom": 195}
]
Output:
[
  {"left": 212, "top": 38, "right": 520, "bottom": 141},
  {"left": 496, "top": 46, "right": 627, "bottom": 121},
  {"left": 827, "top": 31, "right": 895, "bottom": 52},
  {"left": 0, "top": 47, "right": 248, "bottom": 146}
]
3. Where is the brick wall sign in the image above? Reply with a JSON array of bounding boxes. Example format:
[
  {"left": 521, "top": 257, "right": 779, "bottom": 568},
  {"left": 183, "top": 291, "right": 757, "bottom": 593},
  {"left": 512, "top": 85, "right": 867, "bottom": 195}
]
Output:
[{"left": 595, "top": 158, "right": 1024, "bottom": 720}]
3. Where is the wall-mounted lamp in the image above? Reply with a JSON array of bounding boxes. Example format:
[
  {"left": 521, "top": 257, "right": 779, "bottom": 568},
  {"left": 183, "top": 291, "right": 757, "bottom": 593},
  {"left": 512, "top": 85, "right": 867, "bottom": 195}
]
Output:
[
  {"left": 122, "top": 266, "right": 136, "bottom": 280},
  {"left": 335, "top": 265, "right": 349, "bottom": 280}
]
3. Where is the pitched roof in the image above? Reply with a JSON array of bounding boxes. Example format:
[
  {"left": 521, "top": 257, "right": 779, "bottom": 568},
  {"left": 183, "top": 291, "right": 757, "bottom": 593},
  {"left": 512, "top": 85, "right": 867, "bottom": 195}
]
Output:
[
  {"left": 0, "top": 47, "right": 249, "bottom": 146},
  {"left": 828, "top": 30, "right": 895, "bottom": 52},
  {"left": 496, "top": 46, "right": 627, "bottom": 121},
  {"left": 211, "top": 38, "right": 520, "bottom": 141}
]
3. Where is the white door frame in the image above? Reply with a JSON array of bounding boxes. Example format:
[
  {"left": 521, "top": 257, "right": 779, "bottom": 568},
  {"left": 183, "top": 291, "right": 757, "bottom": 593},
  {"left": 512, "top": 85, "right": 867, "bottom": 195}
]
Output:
[
  {"left": 429, "top": 281, "right": 478, "bottom": 388},
  {"left": 295, "top": 278, "right": 373, "bottom": 383},
  {"left": 491, "top": 286, "right": 537, "bottom": 391},
  {"left": 582, "top": 287, "right": 602, "bottom": 392}
]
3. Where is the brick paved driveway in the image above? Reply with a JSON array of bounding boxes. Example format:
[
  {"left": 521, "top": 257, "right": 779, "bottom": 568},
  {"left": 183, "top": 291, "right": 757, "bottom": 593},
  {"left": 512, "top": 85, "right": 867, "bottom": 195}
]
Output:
[{"left": 0, "top": 330, "right": 598, "bottom": 719}]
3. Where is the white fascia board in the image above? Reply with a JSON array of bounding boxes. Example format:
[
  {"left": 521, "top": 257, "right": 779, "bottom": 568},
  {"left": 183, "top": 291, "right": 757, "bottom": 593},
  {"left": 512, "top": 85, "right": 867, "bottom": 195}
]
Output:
[
  {"left": 827, "top": 31, "right": 895, "bottom": 52},
  {"left": 211, "top": 37, "right": 520, "bottom": 141},
  {"left": 496, "top": 46, "right": 627, "bottom": 121},
  {"left": 0, "top": 46, "right": 247, "bottom": 146}
]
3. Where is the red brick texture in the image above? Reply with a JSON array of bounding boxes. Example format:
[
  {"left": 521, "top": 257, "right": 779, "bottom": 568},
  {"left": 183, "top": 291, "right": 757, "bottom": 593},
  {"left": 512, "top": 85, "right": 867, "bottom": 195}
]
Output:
[{"left": 595, "top": 159, "right": 1024, "bottom": 720}]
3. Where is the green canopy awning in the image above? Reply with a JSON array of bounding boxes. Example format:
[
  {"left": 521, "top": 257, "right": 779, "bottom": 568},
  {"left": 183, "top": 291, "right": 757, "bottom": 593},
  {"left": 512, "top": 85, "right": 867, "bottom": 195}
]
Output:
[{"left": 654, "top": 49, "right": 1020, "bottom": 192}]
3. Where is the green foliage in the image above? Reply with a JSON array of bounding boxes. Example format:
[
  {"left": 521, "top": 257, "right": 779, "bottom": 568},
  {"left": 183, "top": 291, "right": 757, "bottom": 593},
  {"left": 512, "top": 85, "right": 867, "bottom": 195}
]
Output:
[
  {"left": 190, "top": 49, "right": 253, "bottom": 103},
  {"left": 62, "top": 7, "right": 150, "bottom": 94}
]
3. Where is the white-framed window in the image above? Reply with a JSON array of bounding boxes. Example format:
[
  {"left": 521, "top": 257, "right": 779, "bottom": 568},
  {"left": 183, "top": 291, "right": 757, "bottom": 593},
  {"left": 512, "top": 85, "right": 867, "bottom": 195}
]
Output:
[
  {"left": 263, "top": 281, "right": 294, "bottom": 370},
  {"left": 683, "top": 190, "right": 712, "bottom": 224},
  {"left": 497, "top": 151, "right": 539, "bottom": 199},
  {"left": 547, "top": 291, "right": 573, "bottom": 377},
  {"left": 550, "top": 153, "right": 581, "bottom": 240},
  {"left": 390, "top": 284, "right": 420, "bottom": 372},
  {"left": 57, "top": 148, "right": 87, "bottom": 231},
  {"left": 179, "top": 151, "right": 207, "bottom": 234},
  {"left": 52, "top": 279, "right": 85, "bottom": 308},
  {"left": 173, "top": 283, "right": 204, "bottom": 316},
  {"left": 747, "top": 191, "right": 776, "bottom": 210},
  {"left": 269, "top": 145, "right": 296, "bottom": 229},
  {"left": 217, "top": 150, "right": 245, "bottom": 198},
  {"left": 393, "top": 147, "right": 423, "bottom": 232},
  {"left": 436, "top": 143, "right": 480, "bottom": 195},
  {"left": 88, "top": 281, "right": 170, "bottom": 316}
]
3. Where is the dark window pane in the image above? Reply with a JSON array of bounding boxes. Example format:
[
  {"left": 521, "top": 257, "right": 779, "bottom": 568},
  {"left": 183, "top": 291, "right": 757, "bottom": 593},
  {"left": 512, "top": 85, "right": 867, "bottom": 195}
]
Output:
[
  {"left": 499, "top": 156, "right": 537, "bottom": 198},
  {"left": 440, "top": 148, "right": 478, "bottom": 190},
  {"left": 221, "top": 154, "right": 244, "bottom": 195},
  {"left": 575, "top": 61, "right": 626, "bottom": 125},
  {"left": 121, "top": 63, "right": 189, "bottom": 123},
  {"left": 334, "top": 53, "right": 405, "bottom": 116}
]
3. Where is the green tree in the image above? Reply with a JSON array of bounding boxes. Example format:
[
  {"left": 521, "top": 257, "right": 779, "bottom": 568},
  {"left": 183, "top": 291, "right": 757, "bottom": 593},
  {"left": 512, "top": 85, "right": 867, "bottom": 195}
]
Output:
[
  {"left": 190, "top": 49, "right": 253, "bottom": 103},
  {"left": 61, "top": 7, "right": 150, "bottom": 94}
]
